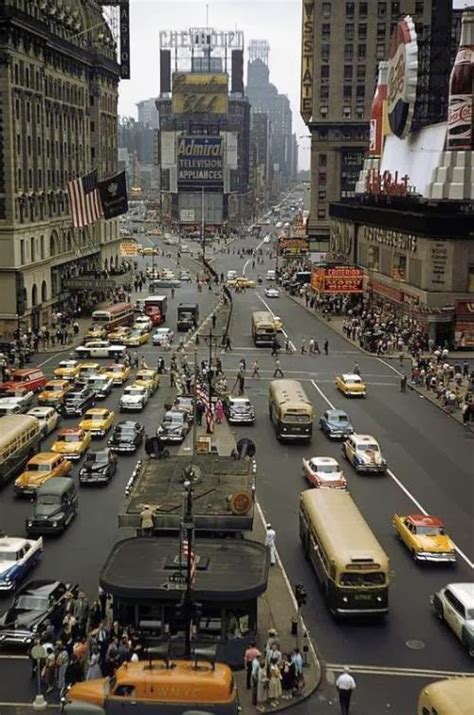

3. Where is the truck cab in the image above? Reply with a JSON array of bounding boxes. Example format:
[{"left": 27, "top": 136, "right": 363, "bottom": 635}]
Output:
[{"left": 177, "top": 303, "right": 199, "bottom": 332}]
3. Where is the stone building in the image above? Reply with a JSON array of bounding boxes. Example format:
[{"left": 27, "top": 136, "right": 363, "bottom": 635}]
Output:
[{"left": 0, "top": 0, "right": 122, "bottom": 334}]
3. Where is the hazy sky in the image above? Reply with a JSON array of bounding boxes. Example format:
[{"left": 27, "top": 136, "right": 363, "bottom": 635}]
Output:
[{"left": 117, "top": 0, "right": 471, "bottom": 171}]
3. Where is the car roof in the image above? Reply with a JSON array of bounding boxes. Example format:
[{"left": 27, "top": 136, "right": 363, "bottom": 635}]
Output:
[
  {"left": 57, "top": 427, "right": 83, "bottom": 435},
  {"left": 352, "top": 434, "right": 379, "bottom": 445},
  {"left": 407, "top": 514, "right": 444, "bottom": 528},
  {"left": 446, "top": 583, "right": 474, "bottom": 606},
  {"left": 310, "top": 457, "right": 338, "bottom": 466},
  {"left": 16, "top": 579, "right": 63, "bottom": 596},
  {"left": 83, "top": 408, "right": 108, "bottom": 414},
  {"left": 44, "top": 379, "right": 68, "bottom": 385},
  {"left": 27, "top": 452, "right": 59, "bottom": 463},
  {"left": 37, "top": 478, "right": 74, "bottom": 496},
  {"left": 58, "top": 360, "right": 77, "bottom": 365},
  {"left": 116, "top": 421, "right": 140, "bottom": 428},
  {"left": 326, "top": 409, "right": 348, "bottom": 417},
  {"left": 0, "top": 537, "right": 30, "bottom": 551},
  {"left": 27, "top": 407, "right": 54, "bottom": 415},
  {"left": 165, "top": 410, "right": 184, "bottom": 418},
  {"left": 342, "top": 373, "right": 361, "bottom": 381}
]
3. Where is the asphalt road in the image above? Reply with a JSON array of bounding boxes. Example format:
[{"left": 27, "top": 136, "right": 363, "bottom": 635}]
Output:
[{"left": 0, "top": 226, "right": 473, "bottom": 712}]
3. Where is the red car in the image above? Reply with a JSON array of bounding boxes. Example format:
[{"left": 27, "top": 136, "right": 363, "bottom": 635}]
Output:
[{"left": 0, "top": 368, "right": 48, "bottom": 394}]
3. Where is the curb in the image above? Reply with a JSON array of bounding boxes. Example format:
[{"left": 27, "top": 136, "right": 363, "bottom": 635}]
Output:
[{"left": 408, "top": 383, "right": 474, "bottom": 431}]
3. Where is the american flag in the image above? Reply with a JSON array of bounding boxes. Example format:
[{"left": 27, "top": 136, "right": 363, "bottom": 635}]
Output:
[
  {"left": 67, "top": 170, "right": 103, "bottom": 228},
  {"left": 181, "top": 538, "right": 197, "bottom": 584}
]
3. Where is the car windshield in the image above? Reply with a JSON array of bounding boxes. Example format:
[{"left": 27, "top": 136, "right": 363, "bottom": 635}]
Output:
[
  {"left": 415, "top": 525, "right": 444, "bottom": 536},
  {"left": 58, "top": 434, "right": 80, "bottom": 442},
  {"left": 346, "top": 377, "right": 361, "bottom": 384},
  {"left": 27, "top": 463, "right": 52, "bottom": 472},
  {"left": 283, "top": 413, "right": 310, "bottom": 424},
  {"left": 15, "top": 595, "right": 49, "bottom": 610},
  {"left": 232, "top": 400, "right": 251, "bottom": 409},
  {"left": 48, "top": 385, "right": 63, "bottom": 392},
  {"left": 86, "top": 453, "right": 107, "bottom": 462},
  {"left": 125, "top": 389, "right": 144, "bottom": 396},
  {"left": 35, "top": 497, "right": 60, "bottom": 514},
  {"left": 163, "top": 413, "right": 182, "bottom": 425},
  {"left": 313, "top": 463, "right": 338, "bottom": 473},
  {"left": 332, "top": 414, "right": 349, "bottom": 423},
  {"left": 357, "top": 444, "right": 379, "bottom": 452},
  {"left": 340, "top": 572, "right": 385, "bottom": 586}
]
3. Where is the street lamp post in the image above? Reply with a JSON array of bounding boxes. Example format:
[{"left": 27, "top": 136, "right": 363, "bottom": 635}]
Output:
[
  {"left": 182, "top": 477, "right": 195, "bottom": 658},
  {"left": 201, "top": 187, "right": 205, "bottom": 263},
  {"left": 201, "top": 327, "right": 225, "bottom": 407}
]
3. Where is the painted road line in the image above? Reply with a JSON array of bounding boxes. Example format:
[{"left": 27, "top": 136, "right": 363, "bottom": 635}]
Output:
[
  {"left": 0, "top": 654, "right": 29, "bottom": 660},
  {"left": 309, "top": 379, "right": 474, "bottom": 570},
  {"left": 38, "top": 352, "right": 65, "bottom": 369},
  {"left": 255, "top": 501, "right": 320, "bottom": 669},
  {"left": 256, "top": 293, "right": 296, "bottom": 352},
  {"left": 326, "top": 663, "right": 474, "bottom": 678},
  {"left": 377, "top": 357, "right": 405, "bottom": 376}
]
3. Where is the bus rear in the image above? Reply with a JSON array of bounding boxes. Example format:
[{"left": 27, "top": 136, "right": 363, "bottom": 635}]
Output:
[
  {"left": 269, "top": 380, "right": 313, "bottom": 441},
  {"left": 92, "top": 303, "right": 134, "bottom": 332},
  {"left": 251, "top": 311, "right": 276, "bottom": 346}
]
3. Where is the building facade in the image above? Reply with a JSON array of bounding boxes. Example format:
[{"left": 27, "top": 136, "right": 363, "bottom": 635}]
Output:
[
  {"left": 136, "top": 96, "right": 159, "bottom": 129},
  {"left": 250, "top": 112, "right": 272, "bottom": 210},
  {"left": 0, "top": 0, "right": 122, "bottom": 335},
  {"left": 300, "top": 0, "right": 455, "bottom": 252}
]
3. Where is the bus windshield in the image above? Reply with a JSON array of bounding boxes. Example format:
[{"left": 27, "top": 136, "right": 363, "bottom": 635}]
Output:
[{"left": 340, "top": 571, "right": 386, "bottom": 586}]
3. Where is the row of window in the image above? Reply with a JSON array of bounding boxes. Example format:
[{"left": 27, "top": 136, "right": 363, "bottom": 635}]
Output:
[
  {"left": 13, "top": 63, "right": 86, "bottom": 106},
  {"left": 321, "top": 1, "right": 420, "bottom": 18}
]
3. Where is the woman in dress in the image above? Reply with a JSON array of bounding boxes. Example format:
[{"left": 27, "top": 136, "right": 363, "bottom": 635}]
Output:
[
  {"left": 268, "top": 658, "right": 283, "bottom": 701},
  {"left": 256, "top": 656, "right": 269, "bottom": 706},
  {"left": 86, "top": 648, "right": 102, "bottom": 680},
  {"left": 215, "top": 399, "right": 225, "bottom": 424}
]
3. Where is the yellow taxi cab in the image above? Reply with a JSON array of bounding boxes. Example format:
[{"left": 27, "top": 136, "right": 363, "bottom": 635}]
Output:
[
  {"left": 108, "top": 326, "right": 131, "bottom": 342},
  {"left": 102, "top": 363, "right": 131, "bottom": 386},
  {"left": 123, "top": 330, "right": 150, "bottom": 347},
  {"left": 77, "top": 362, "right": 102, "bottom": 379},
  {"left": 134, "top": 368, "right": 160, "bottom": 395},
  {"left": 335, "top": 373, "right": 367, "bottom": 397},
  {"left": 79, "top": 408, "right": 115, "bottom": 438},
  {"left": 52, "top": 427, "right": 91, "bottom": 461},
  {"left": 14, "top": 452, "right": 72, "bottom": 497},
  {"left": 37, "top": 379, "right": 72, "bottom": 407},
  {"left": 84, "top": 325, "right": 107, "bottom": 341},
  {"left": 393, "top": 513, "right": 456, "bottom": 564},
  {"left": 54, "top": 359, "right": 80, "bottom": 381},
  {"left": 227, "top": 276, "right": 256, "bottom": 289},
  {"left": 273, "top": 316, "right": 283, "bottom": 332}
]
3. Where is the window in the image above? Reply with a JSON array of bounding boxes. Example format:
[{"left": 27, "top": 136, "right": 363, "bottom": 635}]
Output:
[
  {"left": 317, "top": 208, "right": 326, "bottom": 219},
  {"left": 15, "top": 99, "right": 20, "bottom": 119},
  {"left": 358, "top": 24, "right": 367, "bottom": 39},
  {"left": 320, "top": 86, "right": 329, "bottom": 101},
  {"left": 367, "top": 246, "right": 380, "bottom": 272},
  {"left": 345, "top": 24, "right": 354, "bottom": 40},
  {"left": 20, "top": 240, "right": 26, "bottom": 265},
  {"left": 346, "top": 2, "right": 354, "bottom": 17},
  {"left": 322, "top": 23, "right": 331, "bottom": 37},
  {"left": 415, "top": 1, "right": 424, "bottom": 14},
  {"left": 344, "top": 65, "right": 353, "bottom": 79},
  {"left": 40, "top": 236, "right": 45, "bottom": 260},
  {"left": 391, "top": 1, "right": 400, "bottom": 15},
  {"left": 318, "top": 190, "right": 326, "bottom": 200},
  {"left": 377, "top": 23, "right": 386, "bottom": 40},
  {"left": 321, "top": 65, "right": 330, "bottom": 80},
  {"left": 343, "top": 85, "right": 353, "bottom": 100},
  {"left": 344, "top": 44, "right": 353, "bottom": 61},
  {"left": 392, "top": 254, "right": 407, "bottom": 282},
  {"left": 356, "top": 85, "right": 365, "bottom": 99},
  {"left": 319, "top": 154, "right": 327, "bottom": 167},
  {"left": 359, "top": 2, "right": 368, "bottom": 16},
  {"left": 322, "top": 2, "right": 331, "bottom": 17},
  {"left": 318, "top": 173, "right": 327, "bottom": 185},
  {"left": 376, "top": 44, "right": 386, "bottom": 59},
  {"left": 357, "top": 65, "right": 366, "bottom": 80},
  {"left": 30, "top": 237, "right": 35, "bottom": 263},
  {"left": 28, "top": 169, "right": 33, "bottom": 188},
  {"left": 358, "top": 44, "right": 367, "bottom": 60},
  {"left": 378, "top": 1, "right": 387, "bottom": 17},
  {"left": 321, "top": 44, "right": 330, "bottom": 61}
]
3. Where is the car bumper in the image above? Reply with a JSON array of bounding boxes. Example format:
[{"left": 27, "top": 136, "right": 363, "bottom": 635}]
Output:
[
  {"left": 159, "top": 434, "right": 184, "bottom": 443},
  {"left": 326, "top": 429, "right": 353, "bottom": 439},
  {"left": 109, "top": 443, "right": 137, "bottom": 453},
  {"left": 0, "top": 631, "right": 34, "bottom": 646},
  {"left": 87, "top": 429, "right": 107, "bottom": 438},
  {"left": 38, "top": 398, "right": 61, "bottom": 407},
  {"left": 61, "top": 409, "right": 82, "bottom": 417},
  {"left": 79, "top": 473, "right": 110, "bottom": 484},
  {"left": 344, "top": 390, "right": 366, "bottom": 397},
  {"left": 415, "top": 552, "right": 457, "bottom": 563},
  {"left": 355, "top": 463, "right": 386, "bottom": 473},
  {"left": 60, "top": 452, "right": 83, "bottom": 461},
  {"left": 14, "top": 486, "right": 38, "bottom": 497},
  {"left": 120, "top": 403, "right": 144, "bottom": 411},
  {"left": 229, "top": 415, "right": 255, "bottom": 424}
]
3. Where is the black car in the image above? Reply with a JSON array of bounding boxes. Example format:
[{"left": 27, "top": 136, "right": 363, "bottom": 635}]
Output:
[
  {"left": 60, "top": 388, "right": 96, "bottom": 417},
  {"left": 157, "top": 410, "right": 190, "bottom": 444},
  {"left": 223, "top": 396, "right": 256, "bottom": 425},
  {"left": 107, "top": 421, "right": 145, "bottom": 454},
  {"left": 79, "top": 449, "right": 118, "bottom": 484},
  {"left": 0, "top": 580, "right": 78, "bottom": 647}
]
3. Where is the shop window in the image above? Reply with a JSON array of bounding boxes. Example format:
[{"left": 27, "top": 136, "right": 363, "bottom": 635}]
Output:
[
  {"left": 392, "top": 254, "right": 407, "bottom": 282},
  {"left": 367, "top": 246, "right": 380, "bottom": 272}
]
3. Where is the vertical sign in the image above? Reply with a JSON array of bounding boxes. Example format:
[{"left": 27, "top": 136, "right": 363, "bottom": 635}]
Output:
[
  {"left": 300, "top": 0, "right": 315, "bottom": 124},
  {"left": 120, "top": 2, "right": 130, "bottom": 79}
]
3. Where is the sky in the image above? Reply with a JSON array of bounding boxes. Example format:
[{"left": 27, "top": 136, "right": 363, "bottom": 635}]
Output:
[{"left": 117, "top": 0, "right": 472, "bottom": 171}]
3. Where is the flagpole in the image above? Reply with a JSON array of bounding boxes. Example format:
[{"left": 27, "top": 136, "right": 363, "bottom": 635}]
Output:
[{"left": 201, "top": 187, "right": 205, "bottom": 262}]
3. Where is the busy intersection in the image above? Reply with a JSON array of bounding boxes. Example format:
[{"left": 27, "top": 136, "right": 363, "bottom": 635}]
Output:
[{"left": 0, "top": 211, "right": 472, "bottom": 712}]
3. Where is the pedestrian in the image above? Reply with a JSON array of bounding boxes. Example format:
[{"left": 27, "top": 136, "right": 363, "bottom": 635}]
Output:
[
  {"left": 212, "top": 313, "right": 217, "bottom": 329},
  {"left": 196, "top": 400, "right": 205, "bottom": 426},
  {"left": 336, "top": 666, "right": 356, "bottom": 715},
  {"left": 86, "top": 648, "right": 102, "bottom": 680},
  {"left": 314, "top": 339, "right": 321, "bottom": 354},
  {"left": 285, "top": 337, "right": 292, "bottom": 354},
  {"left": 132, "top": 351, "right": 139, "bottom": 369},
  {"left": 215, "top": 399, "right": 225, "bottom": 424},
  {"left": 56, "top": 644, "right": 70, "bottom": 695},
  {"left": 353, "top": 362, "right": 360, "bottom": 375},
  {"left": 140, "top": 505, "right": 154, "bottom": 536},
  {"left": 251, "top": 654, "right": 261, "bottom": 705},
  {"left": 140, "top": 356, "right": 147, "bottom": 369},
  {"left": 268, "top": 658, "right": 283, "bottom": 701},
  {"left": 265, "top": 523, "right": 277, "bottom": 565},
  {"left": 244, "top": 642, "right": 261, "bottom": 690},
  {"left": 273, "top": 359, "right": 284, "bottom": 378},
  {"left": 238, "top": 374, "right": 245, "bottom": 396},
  {"left": 239, "top": 357, "right": 247, "bottom": 371},
  {"left": 400, "top": 374, "right": 407, "bottom": 392},
  {"left": 301, "top": 338, "right": 306, "bottom": 354},
  {"left": 224, "top": 335, "right": 232, "bottom": 351},
  {"left": 252, "top": 360, "right": 260, "bottom": 378},
  {"left": 257, "top": 656, "right": 269, "bottom": 707},
  {"left": 323, "top": 339, "right": 329, "bottom": 355},
  {"left": 171, "top": 287, "right": 175, "bottom": 299}
]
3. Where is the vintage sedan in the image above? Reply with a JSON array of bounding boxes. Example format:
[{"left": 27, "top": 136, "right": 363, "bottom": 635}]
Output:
[
  {"left": 336, "top": 373, "right": 367, "bottom": 397},
  {"left": 157, "top": 410, "right": 190, "bottom": 444},
  {"left": 75, "top": 340, "right": 127, "bottom": 360},
  {"left": 134, "top": 369, "right": 160, "bottom": 395},
  {"left": 393, "top": 514, "right": 457, "bottom": 563},
  {"left": 52, "top": 427, "right": 91, "bottom": 461},
  {"left": 342, "top": 434, "right": 387, "bottom": 475},
  {"left": 227, "top": 276, "right": 256, "bottom": 289},
  {"left": 319, "top": 409, "right": 354, "bottom": 440},
  {"left": 0, "top": 368, "right": 47, "bottom": 395},
  {"left": 0, "top": 536, "right": 43, "bottom": 593},
  {"left": 152, "top": 327, "right": 175, "bottom": 346},
  {"left": 123, "top": 330, "right": 150, "bottom": 347},
  {"left": 264, "top": 287, "right": 280, "bottom": 298},
  {"left": 0, "top": 580, "right": 78, "bottom": 647},
  {"left": 102, "top": 363, "right": 131, "bottom": 386},
  {"left": 431, "top": 583, "right": 474, "bottom": 657},
  {"left": 302, "top": 456, "right": 347, "bottom": 489},
  {"left": 84, "top": 326, "right": 107, "bottom": 341},
  {"left": 86, "top": 374, "right": 114, "bottom": 399},
  {"left": 119, "top": 384, "right": 149, "bottom": 412},
  {"left": 79, "top": 449, "right": 118, "bottom": 485},
  {"left": 26, "top": 406, "right": 60, "bottom": 436},
  {"left": 54, "top": 359, "right": 80, "bottom": 381},
  {"left": 273, "top": 316, "right": 283, "bottom": 332},
  {"left": 107, "top": 421, "right": 145, "bottom": 454},
  {"left": 107, "top": 326, "right": 131, "bottom": 343},
  {"left": 0, "top": 392, "right": 35, "bottom": 416},
  {"left": 14, "top": 453, "right": 72, "bottom": 497},
  {"left": 60, "top": 388, "right": 96, "bottom": 417},
  {"left": 77, "top": 362, "right": 102, "bottom": 380},
  {"left": 223, "top": 396, "right": 256, "bottom": 425},
  {"left": 37, "top": 380, "right": 72, "bottom": 407},
  {"left": 79, "top": 408, "right": 115, "bottom": 438}
]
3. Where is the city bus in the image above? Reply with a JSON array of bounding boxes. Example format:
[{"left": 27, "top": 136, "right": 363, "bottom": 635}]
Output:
[
  {"left": 268, "top": 379, "right": 313, "bottom": 441},
  {"left": 65, "top": 657, "right": 239, "bottom": 714},
  {"left": 91, "top": 303, "right": 135, "bottom": 333},
  {"left": 299, "top": 489, "right": 390, "bottom": 616},
  {"left": 417, "top": 678, "right": 474, "bottom": 715},
  {"left": 251, "top": 311, "right": 276, "bottom": 346},
  {"left": 0, "top": 414, "right": 43, "bottom": 485}
]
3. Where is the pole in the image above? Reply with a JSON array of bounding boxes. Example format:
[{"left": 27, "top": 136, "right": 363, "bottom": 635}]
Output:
[
  {"left": 192, "top": 350, "right": 198, "bottom": 454},
  {"left": 201, "top": 187, "right": 205, "bottom": 262},
  {"left": 208, "top": 328, "right": 213, "bottom": 407},
  {"left": 183, "top": 480, "right": 194, "bottom": 658}
]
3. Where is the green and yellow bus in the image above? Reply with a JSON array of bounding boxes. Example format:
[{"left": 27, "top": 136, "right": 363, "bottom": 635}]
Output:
[
  {"left": 268, "top": 379, "right": 313, "bottom": 441},
  {"left": 417, "top": 678, "right": 474, "bottom": 715},
  {"left": 251, "top": 311, "right": 276, "bottom": 347},
  {"left": 0, "top": 415, "right": 43, "bottom": 485},
  {"left": 299, "top": 489, "right": 389, "bottom": 616}
]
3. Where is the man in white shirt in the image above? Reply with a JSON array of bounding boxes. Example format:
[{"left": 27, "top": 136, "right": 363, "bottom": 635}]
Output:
[
  {"left": 336, "top": 666, "right": 356, "bottom": 714},
  {"left": 265, "top": 523, "right": 277, "bottom": 565}
]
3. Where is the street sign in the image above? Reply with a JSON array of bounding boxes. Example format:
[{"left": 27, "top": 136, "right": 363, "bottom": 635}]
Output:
[{"left": 31, "top": 644, "right": 46, "bottom": 660}]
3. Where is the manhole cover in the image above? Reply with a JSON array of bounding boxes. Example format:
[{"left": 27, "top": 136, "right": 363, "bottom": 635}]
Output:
[{"left": 406, "top": 639, "right": 425, "bottom": 650}]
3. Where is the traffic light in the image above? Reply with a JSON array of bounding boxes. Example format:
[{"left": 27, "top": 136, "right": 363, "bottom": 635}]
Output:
[{"left": 295, "top": 583, "right": 307, "bottom": 607}]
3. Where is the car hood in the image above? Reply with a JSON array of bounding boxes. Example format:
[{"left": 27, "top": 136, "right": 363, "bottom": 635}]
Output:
[
  {"left": 417, "top": 535, "right": 456, "bottom": 552},
  {"left": 33, "top": 503, "right": 63, "bottom": 519},
  {"left": 80, "top": 420, "right": 105, "bottom": 430},
  {"left": 0, "top": 608, "right": 46, "bottom": 631},
  {"left": 16, "top": 472, "right": 53, "bottom": 487},
  {"left": 67, "top": 678, "right": 106, "bottom": 705},
  {"left": 39, "top": 391, "right": 62, "bottom": 400},
  {"left": 53, "top": 442, "right": 81, "bottom": 452},
  {"left": 160, "top": 423, "right": 182, "bottom": 433}
]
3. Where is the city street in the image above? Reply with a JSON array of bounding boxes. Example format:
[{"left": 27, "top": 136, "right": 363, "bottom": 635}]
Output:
[{"left": 0, "top": 233, "right": 473, "bottom": 712}]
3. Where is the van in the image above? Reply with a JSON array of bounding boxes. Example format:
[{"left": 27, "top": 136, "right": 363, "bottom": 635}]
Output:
[
  {"left": 26, "top": 477, "right": 78, "bottom": 535},
  {"left": 266, "top": 270, "right": 276, "bottom": 281}
]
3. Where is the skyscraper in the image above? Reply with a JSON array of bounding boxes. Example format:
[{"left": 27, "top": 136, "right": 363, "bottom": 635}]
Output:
[
  {"left": 300, "top": 0, "right": 453, "bottom": 252},
  {"left": 136, "top": 97, "right": 160, "bottom": 129}
]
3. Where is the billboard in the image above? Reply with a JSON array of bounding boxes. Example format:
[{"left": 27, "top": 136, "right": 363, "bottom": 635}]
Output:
[
  {"left": 172, "top": 72, "right": 228, "bottom": 114},
  {"left": 311, "top": 266, "right": 363, "bottom": 294},
  {"left": 278, "top": 237, "right": 309, "bottom": 257},
  {"left": 120, "top": 240, "right": 139, "bottom": 256},
  {"left": 177, "top": 136, "right": 223, "bottom": 186}
]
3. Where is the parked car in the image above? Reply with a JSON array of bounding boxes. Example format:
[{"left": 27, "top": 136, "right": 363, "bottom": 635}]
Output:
[
  {"left": 107, "top": 421, "right": 145, "bottom": 454},
  {"left": 319, "top": 409, "right": 354, "bottom": 439},
  {"left": 223, "top": 396, "right": 256, "bottom": 424},
  {"left": 26, "top": 406, "right": 60, "bottom": 436},
  {"left": 157, "top": 410, "right": 190, "bottom": 444},
  {"left": 75, "top": 341, "right": 127, "bottom": 360},
  {"left": 0, "top": 536, "right": 43, "bottom": 593},
  {"left": 61, "top": 388, "right": 96, "bottom": 417},
  {"left": 431, "top": 583, "right": 474, "bottom": 656},
  {"left": 0, "top": 580, "right": 78, "bottom": 647},
  {"left": 119, "top": 385, "right": 149, "bottom": 412},
  {"left": 79, "top": 449, "right": 118, "bottom": 484}
]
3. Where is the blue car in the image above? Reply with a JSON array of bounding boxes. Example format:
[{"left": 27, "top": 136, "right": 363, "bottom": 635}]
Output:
[
  {"left": 319, "top": 409, "right": 354, "bottom": 439},
  {"left": 0, "top": 536, "right": 43, "bottom": 593}
]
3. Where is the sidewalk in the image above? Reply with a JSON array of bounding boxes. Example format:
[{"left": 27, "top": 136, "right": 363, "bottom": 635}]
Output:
[{"left": 288, "top": 293, "right": 474, "bottom": 429}]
